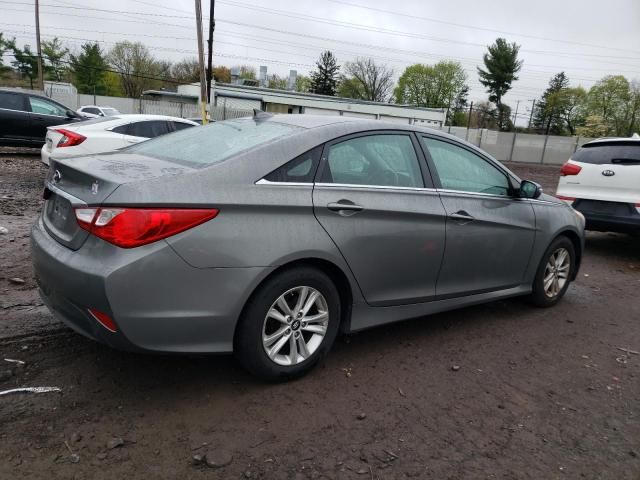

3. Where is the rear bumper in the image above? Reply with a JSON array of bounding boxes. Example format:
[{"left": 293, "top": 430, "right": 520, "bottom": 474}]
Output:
[
  {"left": 40, "top": 144, "right": 50, "bottom": 166},
  {"left": 31, "top": 215, "right": 273, "bottom": 353},
  {"left": 572, "top": 200, "right": 640, "bottom": 234}
]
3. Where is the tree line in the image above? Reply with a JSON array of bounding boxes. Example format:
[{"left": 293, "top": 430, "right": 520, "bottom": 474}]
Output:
[{"left": 1, "top": 31, "right": 637, "bottom": 137}]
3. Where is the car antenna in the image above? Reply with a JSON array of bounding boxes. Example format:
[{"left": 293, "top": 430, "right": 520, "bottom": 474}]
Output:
[{"left": 253, "top": 109, "right": 273, "bottom": 120}]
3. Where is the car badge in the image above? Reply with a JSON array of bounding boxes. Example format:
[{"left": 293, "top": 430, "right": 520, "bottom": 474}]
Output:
[
  {"left": 52, "top": 169, "right": 62, "bottom": 183},
  {"left": 91, "top": 180, "right": 99, "bottom": 195},
  {"left": 602, "top": 170, "right": 615, "bottom": 177}
]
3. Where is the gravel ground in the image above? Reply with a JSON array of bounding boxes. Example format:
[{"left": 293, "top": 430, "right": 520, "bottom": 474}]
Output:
[{"left": 1, "top": 150, "right": 639, "bottom": 479}]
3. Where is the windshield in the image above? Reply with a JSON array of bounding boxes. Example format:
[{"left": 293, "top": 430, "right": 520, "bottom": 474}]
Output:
[{"left": 127, "top": 118, "right": 301, "bottom": 167}]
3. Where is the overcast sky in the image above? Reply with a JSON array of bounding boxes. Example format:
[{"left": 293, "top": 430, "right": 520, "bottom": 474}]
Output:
[{"left": 2, "top": 0, "right": 639, "bottom": 123}]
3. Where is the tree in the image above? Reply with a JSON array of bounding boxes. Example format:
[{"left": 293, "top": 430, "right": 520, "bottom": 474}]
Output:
[
  {"left": 337, "top": 57, "right": 394, "bottom": 102},
  {"left": 477, "top": 38, "right": 523, "bottom": 130},
  {"left": 267, "top": 73, "right": 287, "bottom": 90},
  {"left": 171, "top": 58, "right": 200, "bottom": 84},
  {"left": 557, "top": 87, "right": 587, "bottom": 135},
  {"left": 213, "top": 66, "right": 231, "bottom": 83},
  {"left": 42, "top": 37, "right": 68, "bottom": 82},
  {"left": 586, "top": 75, "right": 631, "bottom": 136},
  {"left": 69, "top": 43, "right": 108, "bottom": 94},
  {"left": 235, "top": 65, "right": 256, "bottom": 80},
  {"left": 533, "top": 72, "right": 570, "bottom": 135},
  {"left": 0, "top": 33, "right": 13, "bottom": 78},
  {"left": 394, "top": 61, "right": 467, "bottom": 116},
  {"left": 10, "top": 42, "right": 38, "bottom": 89},
  {"left": 108, "top": 41, "right": 164, "bottom": 97},
  {"left": 576, "top": 115, "right": 608, "bottom": 138},
  {"left": 309, "top": 50, "right": 339, "bottom": 96},
  {"left": 451, "top": 85, "right": 469, "bottom": 126},
  {"left": 295, "top": 74, "right": 311, "bottom": 93}
]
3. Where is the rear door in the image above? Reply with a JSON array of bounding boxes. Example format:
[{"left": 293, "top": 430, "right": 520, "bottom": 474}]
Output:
[
  {"left": 28, "top": 95, "right": 70, "bottom": 142},
  {"left": 0, "top": 91, "right": 30, "bottom": 144},
  {"left": 124, "top": 120, "right": 171, "bottom": 145},
  {"left": 313, "top": 131, "right": 446, "bottom": 306},
  {"left": 565, "top": 141, "right": 640, "bottom": 203},
  {"left": 420, "top": 135, "right": 536, "bottom": 298}
]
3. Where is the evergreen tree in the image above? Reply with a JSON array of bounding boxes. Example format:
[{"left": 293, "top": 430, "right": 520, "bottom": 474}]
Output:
[
  {"left": 10, "top": 43, "right": 38, "bottom": 89},
  {"left": 310, "top": 51, "right": 339, "bottom": 96},
  {"left": 477, "top": 38, "right": 523, "bottom": 130},
  {"left": 69, "top": 43, "right": 108, "bottom": 94},
  {"left": 0, "top": 33, "right": 13, "bottom": 78},
  {"left": 533, "top": 72, "right": 570, "bottom": 135},
  {"left": 42, "top": 37, "right": 69, "bottom": 81}
]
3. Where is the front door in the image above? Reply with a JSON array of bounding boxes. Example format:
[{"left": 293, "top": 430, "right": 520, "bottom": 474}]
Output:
[
  {"left": 313, "top": 132, "right": 446, "bottom": 306},
  {"left": 420, "top": 136, "right": 536, "bottom": 298}
]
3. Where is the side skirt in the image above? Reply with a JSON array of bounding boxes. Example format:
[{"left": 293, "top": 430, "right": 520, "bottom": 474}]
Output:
[{"left": 348, "top": 285, "right": 531, "bottom": 332}]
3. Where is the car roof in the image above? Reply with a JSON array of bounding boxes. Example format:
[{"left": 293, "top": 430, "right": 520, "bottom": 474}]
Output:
[{"left": 583, "top": 137, "right": 640, "bottom": 147}]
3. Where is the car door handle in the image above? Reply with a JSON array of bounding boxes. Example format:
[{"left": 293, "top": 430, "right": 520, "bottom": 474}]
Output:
[
  {"left": 448, "top": 211, "right": 475, "bottom": 222},
  {"left": 327, "top": 201, "right": 364, "bottom": 213}
]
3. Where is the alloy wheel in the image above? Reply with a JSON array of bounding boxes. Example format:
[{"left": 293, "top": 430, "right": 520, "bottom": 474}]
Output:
[
  {"left": 262, "top": 286, "right": 329, "bottom": 366},
  {"left": 543, "top": 247, "right": 570, "bottom": 298}
]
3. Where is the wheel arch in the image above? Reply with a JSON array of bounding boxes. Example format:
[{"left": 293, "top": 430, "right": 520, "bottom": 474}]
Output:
[
  {"left": 552, "top": 229, "right": 583, "bottom": 280},
  {"left": 234, "top": 257, "right": 354, "bottom": 345}
]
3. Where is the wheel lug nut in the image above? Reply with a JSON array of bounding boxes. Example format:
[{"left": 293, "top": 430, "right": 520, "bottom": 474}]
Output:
[
  {"left": 286, "top": 328, "right": 290, "bottom": 334},
  {"left": 302, "top": 322, "right": 307, "bottom": 327}
]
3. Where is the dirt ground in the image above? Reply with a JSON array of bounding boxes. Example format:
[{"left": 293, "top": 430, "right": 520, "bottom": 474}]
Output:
[{"left": 1, "top": 150, "right": 639, "bottom": 480}]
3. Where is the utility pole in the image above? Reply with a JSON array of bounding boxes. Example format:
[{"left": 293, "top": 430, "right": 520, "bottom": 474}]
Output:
[
  {"left": 527, "top": 99, "right": 536, "bottom": 131},
  {"left": 512, "top": 100, "right": 520, "bottom": 126},
  {"left": 206, "top": 0, "right": 215, "bottom": 105},
  {"left": 194, "top": 0, "right": 208, "bottom": 125},
  {"left": 465, "top": 101, "right": 473, "bottom": 141},
  {"left": 34, "top": 0, "right": 44, "bottom": 91}
]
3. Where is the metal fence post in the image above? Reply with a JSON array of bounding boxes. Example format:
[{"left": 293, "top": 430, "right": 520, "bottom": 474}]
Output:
[
  {"left": 478, "top": 129, "right": 483, "bottom": 149},
  {"left": 509, "top": 131, "right": 517, "bottom": 162},
  {"left": 180, "top": 103, "right": 184, "bottom": 118},
  {"left": 465, "top": 127, "right": 469, "bottom": 141},
  {"left": 139, "top": 97, "right": 143, "bottom": 114},
  {"left": 574, "top": 136, "right": 580, "bottom": 153},
  {"left": 540, "top": 135, "right": 549, "bottom": 164}
]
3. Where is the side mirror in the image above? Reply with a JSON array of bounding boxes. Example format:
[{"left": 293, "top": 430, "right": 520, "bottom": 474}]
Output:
[
  {"left": 99, "top": 112, "right": 105, "bottom": 117},
  {"left": 66, "top": 109, "right": 76, "bottom": 118},
  {"left": 519, "top": 180, "right": 542, "bottom": 199}
]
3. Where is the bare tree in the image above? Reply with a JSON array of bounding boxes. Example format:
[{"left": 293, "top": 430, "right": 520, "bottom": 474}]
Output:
[
  {"left": 171, "top": 58, "right": 200, "bottom": 84},
  {"left": 108, "top": 41, "right": 163, "bottom": 97},
  {"left": 338, "top": 58, "right": 394, "bottom": 102}
]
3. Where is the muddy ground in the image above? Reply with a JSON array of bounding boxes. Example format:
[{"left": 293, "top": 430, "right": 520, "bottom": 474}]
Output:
[{"left": 0, "top": 150, "right": 639, "bottom": 479}]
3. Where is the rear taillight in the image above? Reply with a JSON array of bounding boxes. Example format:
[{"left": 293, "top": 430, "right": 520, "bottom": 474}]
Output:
[
  {"left": 74, "top": 207, "right": 219, "bottom": 248},
  {"left": 556, "top": 195, "right": 576, "bottom": 202},
  {"left": 55, "top": 128, "right": 86, "bottom": 147},
  {"left": 560, "top": 162, "right": 582, "bottom": 176}
]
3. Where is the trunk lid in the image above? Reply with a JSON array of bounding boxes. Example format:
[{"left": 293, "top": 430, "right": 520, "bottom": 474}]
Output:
[{"left": 43, "top": 151, "right": 194, "bottom": 250}]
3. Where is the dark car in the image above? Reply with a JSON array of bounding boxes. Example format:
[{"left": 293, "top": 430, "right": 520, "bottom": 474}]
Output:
[{"left": 0, "top": 89, "right": 83, "bottom": 148}]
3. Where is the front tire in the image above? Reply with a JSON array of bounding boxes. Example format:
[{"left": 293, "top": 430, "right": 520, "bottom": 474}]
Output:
[
  {"left": 235, "top": 267, "right": 341, "bottom": 381},
  {"left": 527, "top": 236, "right": 575, "bottom": 307}
]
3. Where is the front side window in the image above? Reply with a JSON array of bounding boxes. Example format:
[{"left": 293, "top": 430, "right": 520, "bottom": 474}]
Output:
[
  {"left": 422, "top": 137, "right": 510, "bottom": 196},
  {"left": 82, "top": 107, "right": 101, "bottom": 115},
  {"left": 264, "top": 146, "right": 322, "bottom": 183},
  {"left": 320, "top": 134, "right": 423, "bottom": 188},
  {"left": 28, "top": 96, "right": 67, "bottom": 116}
]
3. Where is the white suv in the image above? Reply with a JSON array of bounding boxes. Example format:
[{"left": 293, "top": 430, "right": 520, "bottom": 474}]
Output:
[{"left": 556, "top": 137, "right": 640, "bottom": 234}]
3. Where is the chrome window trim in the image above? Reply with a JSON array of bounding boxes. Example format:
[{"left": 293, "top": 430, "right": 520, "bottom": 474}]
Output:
[
  {"left": 0, "top": 106, "right": 27, "bottom": 114},
  {"left": 255, "top": 179, "right": 313, "bottom": 187},
  {"left": 315, "top": 182, "right": 437, "bottom": 193},
  {"left": 436, "top": 188, "right": 511, "bottom": 199}
]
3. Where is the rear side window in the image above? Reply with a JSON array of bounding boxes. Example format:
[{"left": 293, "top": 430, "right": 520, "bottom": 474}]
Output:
[
  {"left": 29, "top": 96, "right": 67, "bottom": 116},
  {"left": 82, "top": 107, "right": 101, "bottom": 115},
  {"left": 128, "top": 120, "right": 170, "bottom": 138},
  {"left": 0, "top": 92, "right": 24, "bottom": 111},
  {"left": 171, "top": 121, "right": 195, "bottom": 132},
  {"left": 264, "top": 146, "right": 322, "bottom": 183},
  {"left": 320, "top": 134, "right": 424, "bottom": 188},
  {"left": 128, "top": 119, "right": 301, "bottom": 168},
  {"left": 573, "top": 143, "right": 640, "bottom": 165}
]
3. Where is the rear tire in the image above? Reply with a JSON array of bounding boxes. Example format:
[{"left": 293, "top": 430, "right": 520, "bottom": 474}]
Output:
[
  {"left": 526, "top": 236, "right": 575, "bottom": 308},
  {"left": 234, "top": 267, "right": 341, "bottom": 381}
]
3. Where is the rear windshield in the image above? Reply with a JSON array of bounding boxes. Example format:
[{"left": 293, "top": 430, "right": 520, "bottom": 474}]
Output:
[
  {"left": 127, "top": 118, "right": 301, "bottom": 167},
  {"left": 573, "top": 142, "right": 640, "bottom": 165}
]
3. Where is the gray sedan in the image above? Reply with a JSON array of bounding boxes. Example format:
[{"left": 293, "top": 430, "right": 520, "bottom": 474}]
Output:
[{"left": 32, "top": 114, "right": 585, "bottom": 380}]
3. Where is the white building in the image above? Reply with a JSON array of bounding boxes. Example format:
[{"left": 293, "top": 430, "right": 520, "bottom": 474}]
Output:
[{"left": 144, "top": 82, "right": 446, "bottom": 127}]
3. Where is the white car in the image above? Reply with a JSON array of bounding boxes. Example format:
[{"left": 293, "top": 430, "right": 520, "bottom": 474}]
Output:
[
  {"left": 556, "top": 137, "right": 640, "bottom": 234},
  {"left": 41, "top": 114, "right": 198, "bottom": 166},
  {"left": 77, "top": 105, "right": 121, "bottom": 118}
]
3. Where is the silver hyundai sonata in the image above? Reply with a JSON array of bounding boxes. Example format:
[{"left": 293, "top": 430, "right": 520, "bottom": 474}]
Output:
[{"left": 32, "top": 114, "right": 585, "bottom": 380}]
